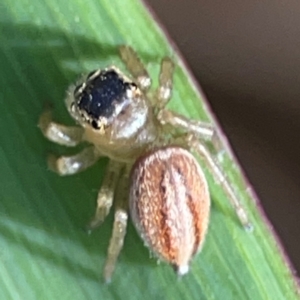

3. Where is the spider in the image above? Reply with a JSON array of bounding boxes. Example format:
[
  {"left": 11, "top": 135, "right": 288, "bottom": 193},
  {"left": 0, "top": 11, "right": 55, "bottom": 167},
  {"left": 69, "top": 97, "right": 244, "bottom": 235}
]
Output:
[{"left": 39, "top": 45, "right": 252, "bottom": 283}]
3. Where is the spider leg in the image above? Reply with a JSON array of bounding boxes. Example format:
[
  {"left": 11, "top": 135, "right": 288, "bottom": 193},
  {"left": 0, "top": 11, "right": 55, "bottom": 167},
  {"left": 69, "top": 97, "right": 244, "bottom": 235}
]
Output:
[
  {"left": 157, "top": 109, "right": 222, "bottom": 153},
  {"left": 86, "top": 161, "right": 123, "bottom": 231},
  {"left": 39, "top": 106, "right": 84, "bottom": 147},
  {"left": 102, "top": 164, "right": 130, "bottom": 283},
  {"left": 155, "top": 57, "right": 175, "bottom": 108},
  {"left": 119, "top": 45, "right": 151, "bottom": 90},
  {"left": 48, "top": 146, "right": 100, "bottom": 176},
  {"left": 157, "top": 109, "right": 252, "bottom": 230},
  {"left": 187, "top": 134, "right": 253, "bottom": 231}
]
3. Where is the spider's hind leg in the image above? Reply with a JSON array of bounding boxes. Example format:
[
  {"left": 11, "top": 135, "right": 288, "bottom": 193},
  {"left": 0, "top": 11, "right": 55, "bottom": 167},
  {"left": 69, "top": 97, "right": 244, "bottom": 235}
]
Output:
[
  {"left": 157, "top": 109, "right": 253, "bottom": 231},
  {"left": 187, "top": 134, "right": 253, "bottom": 231},
  {"left": 102, "top": 164, "right": 130, "bottom": 283},
  {"left": 86, "top": 161, "right": 123, "bottom": 232}
]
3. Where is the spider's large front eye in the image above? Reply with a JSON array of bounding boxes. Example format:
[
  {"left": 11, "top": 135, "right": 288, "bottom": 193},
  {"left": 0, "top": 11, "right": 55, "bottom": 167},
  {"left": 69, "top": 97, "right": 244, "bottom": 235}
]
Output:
[{"left": 76, "top": 69, "right": 132, "bottom": 126}]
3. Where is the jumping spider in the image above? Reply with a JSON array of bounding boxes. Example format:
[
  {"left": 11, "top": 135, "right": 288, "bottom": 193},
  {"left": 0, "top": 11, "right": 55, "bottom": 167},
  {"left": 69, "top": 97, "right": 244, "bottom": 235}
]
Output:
[{"left": 39, "top": 45, "right": 252, "bottom": 282}]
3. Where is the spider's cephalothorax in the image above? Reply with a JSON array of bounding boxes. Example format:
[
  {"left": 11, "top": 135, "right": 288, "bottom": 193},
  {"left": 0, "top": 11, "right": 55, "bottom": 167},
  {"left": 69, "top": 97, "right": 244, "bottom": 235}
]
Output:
[
  {"left": 39, "top": 45, "right": 252, "bottom": 283},
  {"left": 65, "top": 66, "right": 158, "bottom": 162},
  {"left": 71, "top": 68, "right": 138, "bottom": 130},
  {"left": 83, "top": 71, "right": 130, "bottom": 127}
]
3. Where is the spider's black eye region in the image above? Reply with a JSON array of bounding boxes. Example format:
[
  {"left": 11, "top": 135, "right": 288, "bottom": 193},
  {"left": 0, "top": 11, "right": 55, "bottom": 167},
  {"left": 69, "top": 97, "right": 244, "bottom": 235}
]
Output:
[{"left": 77, "top": 69, "right": 129, "bottom": 120}]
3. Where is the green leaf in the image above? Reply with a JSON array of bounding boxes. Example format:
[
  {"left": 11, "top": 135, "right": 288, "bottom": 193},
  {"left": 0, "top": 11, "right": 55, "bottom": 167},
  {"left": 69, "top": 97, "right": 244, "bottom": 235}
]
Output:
[{"left": 0, "top": 0, "right": 298, "bottom": 299}]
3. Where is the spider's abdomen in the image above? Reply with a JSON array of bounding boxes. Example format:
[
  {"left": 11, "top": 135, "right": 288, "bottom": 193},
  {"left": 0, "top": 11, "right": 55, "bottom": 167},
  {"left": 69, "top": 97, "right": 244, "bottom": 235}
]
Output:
[{"left": 129, "top": 146, "right": 210, "bottom": 275}]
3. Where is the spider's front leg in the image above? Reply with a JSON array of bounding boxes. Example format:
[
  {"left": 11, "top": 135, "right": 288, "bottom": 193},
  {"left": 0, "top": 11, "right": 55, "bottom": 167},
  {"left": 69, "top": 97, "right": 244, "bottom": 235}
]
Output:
[
  {"left": 119, "top": 45, "right": 151, "bottom": 91},
  {"left": 39, "top": 106, "right": 100, "bottom": 175},
  {"left": 39, "top": 105, "right": 84, "bottom": 147},
  {"left": 155, "top": 56, "right": 175, "bottom": 108},
  {"left": 154, "top": 54, "right": 223, "bottom": 151}
]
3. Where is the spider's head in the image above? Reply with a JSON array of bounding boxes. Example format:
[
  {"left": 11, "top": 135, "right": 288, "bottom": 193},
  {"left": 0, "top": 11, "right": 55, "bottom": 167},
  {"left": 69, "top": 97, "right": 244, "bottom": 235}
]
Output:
[{"left": 66, "top": 67, "right": 142, "bottom": 134}]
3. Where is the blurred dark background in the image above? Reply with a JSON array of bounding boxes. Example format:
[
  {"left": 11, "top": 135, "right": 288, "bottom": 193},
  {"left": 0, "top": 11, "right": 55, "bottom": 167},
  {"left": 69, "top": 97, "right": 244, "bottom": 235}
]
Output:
[{"left": 145, "top": 0, "right": 300, "bottom": 274}]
